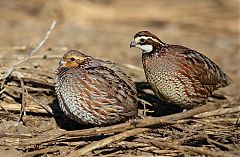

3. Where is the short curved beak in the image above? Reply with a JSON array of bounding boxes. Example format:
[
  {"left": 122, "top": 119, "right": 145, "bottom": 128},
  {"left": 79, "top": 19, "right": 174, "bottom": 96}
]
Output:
[
  {"left": 130, "top": 41, "right": 137, "bottom": 48},
  {"left": 59, "top": 59, "right": 66, "bottom": 67}
]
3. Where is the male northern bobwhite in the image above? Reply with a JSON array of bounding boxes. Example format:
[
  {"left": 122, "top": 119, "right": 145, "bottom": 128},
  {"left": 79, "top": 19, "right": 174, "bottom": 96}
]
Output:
[
  {"left": 130, "top": 31, "right": 232, "bottom": 109},
  {"left": 54, "top": 50, "right": 138, "bottom": 125}
]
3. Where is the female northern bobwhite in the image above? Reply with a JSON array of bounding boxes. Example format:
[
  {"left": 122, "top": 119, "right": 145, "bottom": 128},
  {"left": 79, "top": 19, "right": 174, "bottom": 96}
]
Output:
[
  {"left": 54, "top": 50, "right": 138, "bottom": 126},
  {"left": 130, "top": 31, "right": 232, "bottom": 109}
]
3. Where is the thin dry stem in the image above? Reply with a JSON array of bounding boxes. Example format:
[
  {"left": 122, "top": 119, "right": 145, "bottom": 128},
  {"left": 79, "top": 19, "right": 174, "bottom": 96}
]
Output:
[
  {"left": 19, "top": 103, "right": 221, "bottom": 146},
  {"left": 0, "top": 20, "right": 57, "bottom": 81},
  {"left": 66, "top": 128, "right": 150, "bottom": 157}
]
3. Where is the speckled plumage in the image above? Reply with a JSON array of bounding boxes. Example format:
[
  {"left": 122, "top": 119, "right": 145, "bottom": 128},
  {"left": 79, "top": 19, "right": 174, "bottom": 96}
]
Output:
[
  {"left": 54, "top": 50, "right": 138, "bottom": 125},
  {"left": 131, "top": 31, "right": 232, "bottom": 109}
]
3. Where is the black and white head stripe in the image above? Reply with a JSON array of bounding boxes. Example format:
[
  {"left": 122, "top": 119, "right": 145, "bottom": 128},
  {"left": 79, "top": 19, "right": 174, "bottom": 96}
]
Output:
[
  {"left": 131, "top": 31, "right": 165, "bottom": 53},
  {"left": 134, "top": 31, "right": 164, "bottom": 44},
  {"left": 134, "top": 36, "right": 160, "bottom": 45}
]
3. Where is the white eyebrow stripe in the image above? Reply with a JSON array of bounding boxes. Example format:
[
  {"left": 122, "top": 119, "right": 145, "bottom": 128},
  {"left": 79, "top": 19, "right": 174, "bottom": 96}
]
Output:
[{"left": 134, "top": 36, "right": 160, "bottom": 44}]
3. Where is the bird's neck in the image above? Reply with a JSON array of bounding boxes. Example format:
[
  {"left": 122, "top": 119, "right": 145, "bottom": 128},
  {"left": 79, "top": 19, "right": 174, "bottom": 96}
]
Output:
[{"left": 142, "top": 42, "right": 165, "bottom": 57}]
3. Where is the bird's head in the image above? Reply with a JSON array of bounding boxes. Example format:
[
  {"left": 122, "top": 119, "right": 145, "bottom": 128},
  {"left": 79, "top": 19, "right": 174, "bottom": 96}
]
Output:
[
  {"left": 130, "top": 31, "right": 165, "bottom": 53},
  {"left": 59, "top": 50, "right": 90, "bottom": 68}
]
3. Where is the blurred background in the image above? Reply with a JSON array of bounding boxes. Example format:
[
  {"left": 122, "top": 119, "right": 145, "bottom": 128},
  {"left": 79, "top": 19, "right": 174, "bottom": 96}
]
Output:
[{"left": 0, "top": 0, "right": 239, "bottom": 96}]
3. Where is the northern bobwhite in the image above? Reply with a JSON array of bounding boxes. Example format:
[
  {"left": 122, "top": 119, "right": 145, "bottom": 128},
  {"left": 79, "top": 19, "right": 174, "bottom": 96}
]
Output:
[
  {"left": 130, "top": 31, "right": 232, "bottom": 109},
  {"left": 54, "top": 50, "right": 138, "bottom": 126}
]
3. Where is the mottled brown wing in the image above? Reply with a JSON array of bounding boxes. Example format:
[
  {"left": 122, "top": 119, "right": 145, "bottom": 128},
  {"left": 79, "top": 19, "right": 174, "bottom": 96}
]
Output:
[
  {"left": 100, "top": 60, "right": 137, "bottom": 93},
  {"left": 85, "top": 60, "right": 138, "bottom": 114},
  {"left": 172, "top": 45, "right": 232, "bottom": 89}
]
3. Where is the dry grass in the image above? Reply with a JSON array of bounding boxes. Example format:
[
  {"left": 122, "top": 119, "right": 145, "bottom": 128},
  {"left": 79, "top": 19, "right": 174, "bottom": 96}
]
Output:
[{"left": 0, "top": 67, "right": 239, "bottom": 157}]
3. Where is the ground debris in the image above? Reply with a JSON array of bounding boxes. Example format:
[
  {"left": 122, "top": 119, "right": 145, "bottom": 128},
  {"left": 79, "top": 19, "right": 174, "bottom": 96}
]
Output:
[{"left": 0, "top": 68, "right": 239, "bottom": 157}]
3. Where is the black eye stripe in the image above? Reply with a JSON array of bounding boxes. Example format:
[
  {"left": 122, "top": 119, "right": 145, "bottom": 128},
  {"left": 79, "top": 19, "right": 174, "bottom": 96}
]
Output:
[
  {"left": 140, "top": 38, "right": 145, "bottom": 42},
  {"left": 70, "top": 57, "right": 75, "bottom": 61}
]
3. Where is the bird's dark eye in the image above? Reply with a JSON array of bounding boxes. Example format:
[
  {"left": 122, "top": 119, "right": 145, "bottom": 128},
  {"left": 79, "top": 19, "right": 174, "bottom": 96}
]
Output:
[
  {"left": 140, "top": 38, "right": 145, "bottom": 43},
  {"left": 70, "top": 57, "right": 75, "bottom": 61}
]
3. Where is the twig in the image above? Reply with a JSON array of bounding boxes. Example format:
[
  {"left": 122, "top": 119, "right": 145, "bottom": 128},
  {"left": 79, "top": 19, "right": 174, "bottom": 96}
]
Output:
[
  {"left": 0, "top": 103, "right": 23, "bottom": 121},
  {"left": 66, "top": 128, "right": 150, "bottom": 157},
  {"left": 0, "top": 102, "right": 49, "bottom": 114},
  {"left": 64, "top": 103, "right": 221, "bottom": 156},
  {"left": 0, "top": 88, "right": 5, "bottom": 95},
  {"left": 19, "top": 102, "right": 222, "bottom": 146},
  {"left": 10, "top": 70, "right": 54, "bottom": 88},
  {"left": 1, "top": 81, "right": 53, "bottom": 115},
  {"left": 0, "top": 20, "right": 57, "bottom": 81},
  {"left": 21, "top": 147, "right": 59, "bottom": 157},
  {"left": 150, "top": 140, "right": 233, "bottom": 157},
  {"left": 26, "top": 94, "right": 53, "bottom": 115},
  {"left": 137, "top": 98, "right": 153, "bottom": 107},
  {"left": 206, "top": 135, "right": 236, "bottom": 151},
  {"left": 176, "top": 134, "right": 206, "bottom": 145},
  {"left": 137, "top": 98, "right": 153, "bottom": 117},
  {"left": 18, "top": 77, "right": 27, "bottom": 122},
  {"left": 0, "top": 102, "right": 10, "bottom": 113},
  {"left": 194, "top": 119, "right": 229, "bottom": 129},
  {"left": 0, "top": 133, "right": 33, "bottom": 139},
  {"left": 236, "top": 113, "right": 240, "bottom": 128},
  {"left": 194, "top": 105, "right": 240, "bottom": 118}
]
